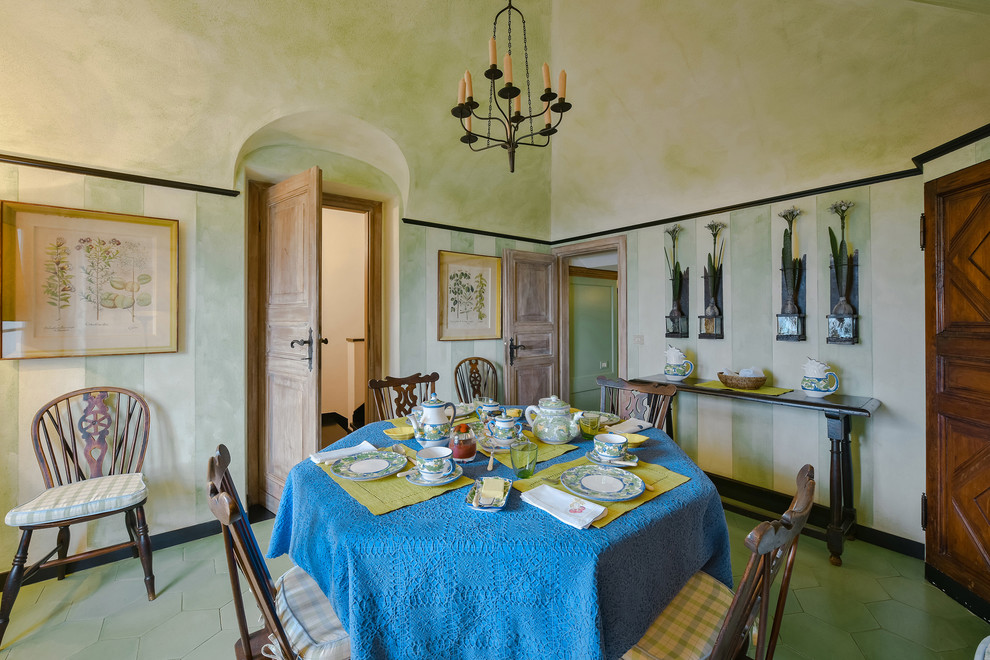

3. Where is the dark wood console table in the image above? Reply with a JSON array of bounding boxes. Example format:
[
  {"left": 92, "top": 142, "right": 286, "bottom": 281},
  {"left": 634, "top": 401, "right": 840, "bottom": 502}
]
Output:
[{"left": 635, "top": 374, "right": 880, "bottom": 566}]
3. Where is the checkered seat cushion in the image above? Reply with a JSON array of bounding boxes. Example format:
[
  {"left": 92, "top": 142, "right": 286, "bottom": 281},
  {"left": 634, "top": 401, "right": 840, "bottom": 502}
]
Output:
[
  {"left": 623, "top": 571, "right": 735, "bottom": 660},
  {"left": 5, "top": 473, "right": 148, "bottom": 527},
  {"left": 274, "top": 564, "right": 351, "bottom": 660}
]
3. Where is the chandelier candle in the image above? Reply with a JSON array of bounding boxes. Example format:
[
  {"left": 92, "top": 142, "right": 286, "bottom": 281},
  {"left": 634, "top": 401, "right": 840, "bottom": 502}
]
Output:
[{"left": 450, "top": 0, "right": 572, "bottom": 172}]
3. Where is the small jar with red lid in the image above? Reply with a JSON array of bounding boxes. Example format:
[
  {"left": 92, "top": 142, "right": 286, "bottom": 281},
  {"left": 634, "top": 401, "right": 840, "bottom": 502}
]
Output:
[{"left": 450, "top": 423, "right": 477, "bottom": 463}]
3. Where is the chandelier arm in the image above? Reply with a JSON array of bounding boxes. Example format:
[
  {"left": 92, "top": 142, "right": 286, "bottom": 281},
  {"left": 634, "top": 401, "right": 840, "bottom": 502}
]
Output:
[
  {"left": 460, "top": 115, "right": 512, "bottom": 145},
  {"left": 513, "top": 130, "right": 551, "bottom": 146}
]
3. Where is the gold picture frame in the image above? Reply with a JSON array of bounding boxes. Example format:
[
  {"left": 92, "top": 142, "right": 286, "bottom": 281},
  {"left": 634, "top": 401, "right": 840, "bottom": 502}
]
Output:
[
  {"left": 438, "top": 250, "right": 501, "bottom": 341},
  {"left": 1, "top": 201, "right": 179, "bottom": 359}
]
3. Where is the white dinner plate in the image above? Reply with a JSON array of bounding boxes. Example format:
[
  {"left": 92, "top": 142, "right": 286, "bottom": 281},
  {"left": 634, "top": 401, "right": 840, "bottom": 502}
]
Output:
[
  {"left": 560, "top": 465, "right": 645, "bottom": 502},
  {"left": 330, "top": 450, "right": 407, "bottom": 481}
]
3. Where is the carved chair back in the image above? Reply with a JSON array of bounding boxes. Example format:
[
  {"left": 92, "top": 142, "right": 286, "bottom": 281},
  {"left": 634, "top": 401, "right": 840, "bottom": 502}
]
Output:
[
  {"left": 596, "top": 377, "right": 676, "bottom": 428},
  {"left": 32, "top": 387, "right": 150, "bottom": 488},
  {"left": 454, "top": 357, "right": 498, "bottom": 402},
  {"left": 368, "top": 372, "right": 440, "bottom": 419},
  {"left": 710, "top": 464, "right": 816, "bottom": 660}
]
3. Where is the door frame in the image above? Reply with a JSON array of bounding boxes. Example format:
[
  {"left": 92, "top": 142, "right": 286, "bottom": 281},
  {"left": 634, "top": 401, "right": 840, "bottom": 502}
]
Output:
[
  {"left": 552, "top": 235, "right": 627, "bottom": 400},
  {"left": 246, "top": 182, "right": 384, "bottom": 505}
]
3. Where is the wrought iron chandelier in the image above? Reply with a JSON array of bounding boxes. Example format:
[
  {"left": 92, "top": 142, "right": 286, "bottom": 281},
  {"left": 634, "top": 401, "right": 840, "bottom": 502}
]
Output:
[{"left": 450, "top": 0, "right": 571, "bottom": 173}]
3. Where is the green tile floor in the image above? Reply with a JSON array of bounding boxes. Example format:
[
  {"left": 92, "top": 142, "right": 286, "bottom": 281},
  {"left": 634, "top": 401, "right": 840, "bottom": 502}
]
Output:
[{"left": 1, "top": 511, "right": 988, "bottom": 659}]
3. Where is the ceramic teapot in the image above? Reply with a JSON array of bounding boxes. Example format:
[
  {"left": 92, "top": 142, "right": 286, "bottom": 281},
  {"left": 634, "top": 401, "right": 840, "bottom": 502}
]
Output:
[
  {"left": 486, "top": 415, "right": 522, "bottom": 446},
  {"left": 408, "top": 393, "right": 456, "bottom": 442},
  {"left": 524, "top": 395, "right": 582, "bottom": 445},
  {"left": 663, "top": 344, "right": 694, "bottom": 382},
  {"left": 801, "top": 358, "right": 839, "bottom": 398}
]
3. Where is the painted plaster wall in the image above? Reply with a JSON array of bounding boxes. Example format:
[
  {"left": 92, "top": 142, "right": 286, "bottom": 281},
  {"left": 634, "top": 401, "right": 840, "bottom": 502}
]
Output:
[
  {"left": 396, "top": 224, "right": 550, "bottom": 405},
  {"left": 548, "top": 0, "right": 990, "bottom": 240},
  {"left": 620, "top": 161, "right": 990, "bottom": 543},
  {"left": 0, "top": 164, "right": 246, "bottom": 563}
]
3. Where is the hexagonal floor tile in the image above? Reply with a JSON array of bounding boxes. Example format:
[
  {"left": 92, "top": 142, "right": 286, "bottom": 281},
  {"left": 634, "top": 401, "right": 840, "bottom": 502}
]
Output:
[
  {"left": 66, "top": 638, "right": 139, "bottom": 660},
  {"left": 4, "top": 619, "right": 103, "bottom": 660},
  {"left": 794, "top": 586, "right": 880, "bottom": 633},
  {"left": 851, "top": 628, "right": 939, "bottom": 660},
  {"left": 99, "top": 592, "right": 182, "bottom": 640},
  {"left": 777, "top": 612, "right": 867, "bottom": 660},
  {"left": 136, "top": 609, "right": 221, "bottom": 660}
]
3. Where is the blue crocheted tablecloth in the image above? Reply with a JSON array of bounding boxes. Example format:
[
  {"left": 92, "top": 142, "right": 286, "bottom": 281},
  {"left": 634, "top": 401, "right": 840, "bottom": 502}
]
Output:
[{"left": 268, "top": 421, "right": 732, "bottom": 660}]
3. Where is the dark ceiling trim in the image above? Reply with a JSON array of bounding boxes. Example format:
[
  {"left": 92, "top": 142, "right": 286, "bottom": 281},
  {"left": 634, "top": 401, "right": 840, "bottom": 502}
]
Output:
[
  {"left": 401, "top": 217, "right": 552, "bottom": 245},
  {"left": 405, "top": 121, "right": 990, "bottom": 245},
  {"left": 0, "top": 153, "right": 240, "bottom": 197},
  {"left": 403, "top": 167, "right": 919, "bottom": 246},
  {"left": 912, "top": 121, "right": 990, "bottom": 168}
]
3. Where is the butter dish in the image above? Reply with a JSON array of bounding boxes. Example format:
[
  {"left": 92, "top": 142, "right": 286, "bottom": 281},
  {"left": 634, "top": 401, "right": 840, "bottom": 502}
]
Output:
[{"left": 465, "top": 477, "right": 511, "bottom": 511}]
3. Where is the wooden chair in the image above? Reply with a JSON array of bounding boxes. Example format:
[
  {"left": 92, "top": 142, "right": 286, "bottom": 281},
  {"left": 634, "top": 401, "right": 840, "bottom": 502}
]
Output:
[
  {"left": 208, "top": 444, "right": 350, "bottom": 660},
  {"left": 596, "top": 376, "right": 677, "bottom": 429},
  {"left": 367, "top": 372, "right": 439, "bottom": 419},
  {"left": 1, "top": 387, "right": 155, "bottom": 646},
  {"left": 454, "top": 357, "right": 498, "bottom": 402},
  {"left": 624, "top": 464, "right": 816, "bottom": 660}
]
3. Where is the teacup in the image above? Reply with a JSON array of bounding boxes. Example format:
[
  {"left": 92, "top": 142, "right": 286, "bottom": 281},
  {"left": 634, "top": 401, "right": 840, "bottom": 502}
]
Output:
[
  {"left": 486, "top": 415, "right": 522, "bottom": 446},
  {"left": 475, "top": 397, "right": 505, "bottom": 421},
  {"left": 593, "top": 433, "right": 628, "bottom": 460},
  {"left": 416, "top": 446, "right": 454, "bottom": 481}
]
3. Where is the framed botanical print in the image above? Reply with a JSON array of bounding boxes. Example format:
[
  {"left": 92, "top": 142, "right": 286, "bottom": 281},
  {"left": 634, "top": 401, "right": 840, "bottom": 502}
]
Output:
[
  {"left": 437, "top": 250, "right": 501, "bottom": 341},
  {"left": 1, "top": 201, "right": 179, "bottom": 359}
]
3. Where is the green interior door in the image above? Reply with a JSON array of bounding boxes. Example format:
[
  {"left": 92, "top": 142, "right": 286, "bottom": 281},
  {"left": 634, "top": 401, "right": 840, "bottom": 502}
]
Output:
[{"left": 569, "top": 274, "right": 618, "bottom": 410}]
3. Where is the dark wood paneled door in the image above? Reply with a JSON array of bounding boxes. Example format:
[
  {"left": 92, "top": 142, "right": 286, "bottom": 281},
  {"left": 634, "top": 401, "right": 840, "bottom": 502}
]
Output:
[
  {"left": 925, "top": 158, "right": 990, "bottom": 602},
  {"left": 502, "top": 249, "right": 557, "bottom": 406}
]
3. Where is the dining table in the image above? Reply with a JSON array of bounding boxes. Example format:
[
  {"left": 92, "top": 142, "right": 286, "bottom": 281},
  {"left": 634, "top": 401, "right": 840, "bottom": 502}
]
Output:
[{"left": 267, "top": 415, "right": 733, "bottom": 660}]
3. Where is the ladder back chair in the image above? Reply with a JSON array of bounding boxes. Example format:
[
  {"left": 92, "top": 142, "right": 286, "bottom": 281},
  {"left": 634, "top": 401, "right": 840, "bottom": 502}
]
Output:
[
  {"left": 454, "top": 357, "right": 498, "bottom": 402},
  {"left": 208, "top": 444, "right": 350, "bottom": 660},
  {"left": 1, "top": 387, "right": 155, "bottom": 646},
  {"left": 596, "top": 376, "right": 677, "bottom": 429},
  {"left": 624, "top": 464, "right": 815, "bottom": 660},
  {"left": 368, "top": 372, "right": 440, "bottom": 419}
]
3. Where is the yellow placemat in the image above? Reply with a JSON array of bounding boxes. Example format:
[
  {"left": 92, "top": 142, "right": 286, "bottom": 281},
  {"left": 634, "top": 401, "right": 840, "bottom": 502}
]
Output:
[
  {"left": 478, "top": 431, "right": 579, "bottom": 468},
  {"left": 319, "top": 463, "right": 471, "bottom": 515},
  {"left": 511, "top": 456, "right": 689, "bottom": 527},
  {"left": 695, "top": 380, "right": 793, "bottom": 396},
  {"left": 389, "top": 414, "right": 481, "bottom": 429}
]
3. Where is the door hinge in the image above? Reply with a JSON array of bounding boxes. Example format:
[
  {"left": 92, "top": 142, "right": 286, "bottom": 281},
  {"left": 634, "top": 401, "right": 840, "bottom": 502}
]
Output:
[
  {"left": 920, "top": 213, "right": 926, "bottom": 251},
  {"left": 921, "top": 492, "right": 927, "bottom": 530}
]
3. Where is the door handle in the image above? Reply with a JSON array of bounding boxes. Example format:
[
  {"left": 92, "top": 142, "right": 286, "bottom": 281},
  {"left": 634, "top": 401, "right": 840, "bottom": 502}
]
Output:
[
  {"left": 508, "top": 338, "right": 527, "bottom": 366},
  {"left": 290, "top": 328, "right": 320, "bottom": 371}
]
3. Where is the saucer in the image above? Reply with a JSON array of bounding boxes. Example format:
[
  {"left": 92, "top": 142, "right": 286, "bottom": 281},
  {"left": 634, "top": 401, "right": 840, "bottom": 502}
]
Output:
[
  {"left": 585, "top": 449, "right": 639, "bottom": 467},
  {"left": 405, "top": 464, "right": 463, "bottom": 487},
  {"left": 478, "top": 434, "right": 512, "bottom": 453}
]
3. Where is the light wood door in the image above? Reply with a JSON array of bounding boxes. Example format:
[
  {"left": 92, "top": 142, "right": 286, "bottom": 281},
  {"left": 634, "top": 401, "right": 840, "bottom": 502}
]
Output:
[
  {"left": 503, "top": 249, "right": 557, "bottom": 405},
  {"left": 261, "top": 167, "right": 322, "bottom": 511},
  {"left": 925, "top": 158, "right": 990, "bottom": 601}
]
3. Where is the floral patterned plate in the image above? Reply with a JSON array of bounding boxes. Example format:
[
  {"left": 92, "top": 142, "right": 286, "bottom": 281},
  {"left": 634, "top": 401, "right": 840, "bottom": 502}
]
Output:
[
  {"left": 560, "top": 465, "right": 645, "bottom": 502},
  {"left": 330, "top": 450, "right": 407, "bottom": 481}
]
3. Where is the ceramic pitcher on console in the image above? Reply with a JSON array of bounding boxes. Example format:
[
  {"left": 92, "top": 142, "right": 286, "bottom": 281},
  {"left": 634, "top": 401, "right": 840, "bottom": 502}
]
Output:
[
  {"left": 663, "top": 344, "right": 694, "bottom": 382},
  {"left": 801, "top": 358, "right": 839, "bottom": 398},
  {"left": 408, "top": 393, "right": 456, "bottom": 442},
  {"left": 525, "top": 395, "right": 582, "bottom": 445}
]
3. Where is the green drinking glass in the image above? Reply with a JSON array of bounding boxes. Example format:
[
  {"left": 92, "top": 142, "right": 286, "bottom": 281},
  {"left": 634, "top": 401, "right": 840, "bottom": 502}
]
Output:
[{"left": 510, "top": 441, "right": 539, "bottom": 479}]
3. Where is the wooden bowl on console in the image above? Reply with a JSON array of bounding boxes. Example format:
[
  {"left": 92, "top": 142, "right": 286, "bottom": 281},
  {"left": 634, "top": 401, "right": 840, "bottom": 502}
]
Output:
[{"left": 717, "top": 372, "right": 767, "bottom": 390}]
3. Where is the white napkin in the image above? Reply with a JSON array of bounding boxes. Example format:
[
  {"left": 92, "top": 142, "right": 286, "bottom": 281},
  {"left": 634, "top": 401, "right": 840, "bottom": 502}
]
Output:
[
  {"left": 520, "top": 484, "right": 606, "bottom": 530},
  {"left": 309, "top": 440, "right": 378, "bottom": 465},
  {"left": 606, "top": 417, "right": 651, "bottom": 433}
]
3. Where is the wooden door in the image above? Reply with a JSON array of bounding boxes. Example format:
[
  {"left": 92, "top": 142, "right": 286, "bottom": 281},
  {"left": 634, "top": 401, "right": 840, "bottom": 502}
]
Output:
[
  {"left": 261, "top": 167, "right": 322, "bottom": 511},
  {"left": 925, "top": 158, "right": 990, "bottom": 601},
  {"left": 503, "top": 249, "right": 558, "bottom": 405}
]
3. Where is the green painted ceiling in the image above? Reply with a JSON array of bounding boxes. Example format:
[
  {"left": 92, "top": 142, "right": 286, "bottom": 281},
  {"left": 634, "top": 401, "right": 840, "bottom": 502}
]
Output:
[{"left": 0, "top": 0, "right": 987, "bottom": 241}]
